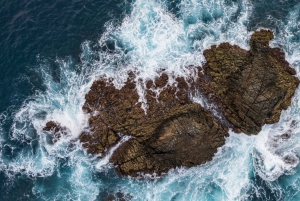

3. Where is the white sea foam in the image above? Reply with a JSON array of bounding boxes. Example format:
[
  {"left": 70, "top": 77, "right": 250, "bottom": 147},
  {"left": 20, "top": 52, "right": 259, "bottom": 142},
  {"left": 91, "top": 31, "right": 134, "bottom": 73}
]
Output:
[
  {"left": 95, "top": 135, "right": 132, "bottom": 171},
  {"left": 96, "top": 0, "right": 253, "bottom": 105},
  {"left": 250, "top": 1, "right": 300, "bottom": 181},
  {"left": 2, "top": 0, "right": 300, "bottom": 200},
  {"left": 0, "top": 41, "right": 104, "bottom": 199},
  {"left": 104, "top": 132, "right": 254, "bottom": 201}
]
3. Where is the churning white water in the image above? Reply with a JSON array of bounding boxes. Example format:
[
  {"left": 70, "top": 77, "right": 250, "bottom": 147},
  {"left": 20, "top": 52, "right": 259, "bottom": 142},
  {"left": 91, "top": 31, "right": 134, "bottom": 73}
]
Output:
[{"left": 1, "top": 0, "right": 300, "bottom": 200}]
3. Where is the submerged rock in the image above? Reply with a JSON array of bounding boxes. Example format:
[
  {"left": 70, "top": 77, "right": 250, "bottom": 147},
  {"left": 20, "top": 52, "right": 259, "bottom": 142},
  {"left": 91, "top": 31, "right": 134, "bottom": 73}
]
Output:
[
  {"left": 201, "top": 30, "right": 299, "bottom": 134},
  {"left": 43, "top": 121, "right": 68, "bottom": 143},
  {"left": 101, "top": 191, "right": 132, "bottom": 201},
  {"left": 44, "top": 30, "right": 299, "bottom": 177}
]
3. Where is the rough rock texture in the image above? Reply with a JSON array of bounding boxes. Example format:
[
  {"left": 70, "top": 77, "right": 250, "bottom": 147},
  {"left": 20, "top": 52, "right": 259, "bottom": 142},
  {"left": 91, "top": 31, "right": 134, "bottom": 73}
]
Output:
[
  {"left": 44, "top": 30, "right": 299, "bottom": 177},
  {"left": 43, "top": 121, "right": 68, "bottom": 143},
  {"left": 111, "top": 104, "right": 228, "bottom": 176},
  {"left": 201, "top": 30, "right": 299, "bottom": 134},
  {"left": 80, "top": 73, "right": 229, "bottom": 176},
  {"left": 101, "top": 191, "right": 132, "bottom": 201}
]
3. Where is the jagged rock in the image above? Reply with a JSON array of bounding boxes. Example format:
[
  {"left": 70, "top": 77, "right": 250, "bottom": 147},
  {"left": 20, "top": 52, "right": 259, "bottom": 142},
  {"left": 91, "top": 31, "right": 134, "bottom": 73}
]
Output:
[
  {"left": 44, "top": 30, "right": 299, "bottom": 177},
  {"left": 110, "top": 104, "right": 228, "bottom": 176},
  {"left": 101, "top": 191, "right": 132, "bottom": 201},
  {"left": 80, "top": 73, "right": 228, "bottom": 176},
  {"left": 43, "top": 121, "right": 68, "bottom": 143},
  {"left": 201, "top": 29, "right": 299, "bottom": 134}
]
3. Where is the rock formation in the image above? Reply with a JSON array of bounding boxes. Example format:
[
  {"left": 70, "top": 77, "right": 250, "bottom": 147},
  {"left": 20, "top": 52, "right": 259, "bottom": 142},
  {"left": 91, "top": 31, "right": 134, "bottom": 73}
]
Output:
[
  {"left": 44, "top": 30, "right": 299, "bottom": 177},
  {"left": 43, "top": 121, "right": 68, "bottom": 143},
  {"left": 80, "top": 73, "right": 229, "bottom": 176},
  {"left": 201, "top": 30, "right": 299, "bottom": 134}
]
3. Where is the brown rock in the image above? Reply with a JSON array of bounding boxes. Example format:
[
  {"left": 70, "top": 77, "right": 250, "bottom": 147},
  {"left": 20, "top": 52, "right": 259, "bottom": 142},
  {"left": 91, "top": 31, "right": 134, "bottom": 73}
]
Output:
[
  {"left": 43, "top": 121, "right": 68, "bottom": 143},
  {"left": 43, "top": 30, "right": 299, "bottom": 177},
  {"left": 201, "top": 29, "right": 299, "bottom": 134},
  {"left": 101, "top": 191, "right": 132, "bottom": 201},
  {"left": 111, "top": 104, "right": 228, "bottom": 176},
  {"left": 79, "top": 73, "right": 228, "bottom": 176}
]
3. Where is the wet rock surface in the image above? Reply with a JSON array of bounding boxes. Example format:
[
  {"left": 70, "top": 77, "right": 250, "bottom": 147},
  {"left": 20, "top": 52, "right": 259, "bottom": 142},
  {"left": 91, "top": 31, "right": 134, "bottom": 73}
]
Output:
[
  {"left": 110, "top": 104, "right": 228, "bottom": 176},
  {"left": 43, "top": 121, "right": 68, "bottom": 143},
  {"left": 80, "top": 73, "right": 229, "bottom": 176},
  {"left": 201, "top": 30, "right": 299, "bottom": 134},
  {"left": 44, "top": 30, "right": 299, "bottom": 177},
  {"left": 101, "top": 191, "right": 133, "bottom": 201}
]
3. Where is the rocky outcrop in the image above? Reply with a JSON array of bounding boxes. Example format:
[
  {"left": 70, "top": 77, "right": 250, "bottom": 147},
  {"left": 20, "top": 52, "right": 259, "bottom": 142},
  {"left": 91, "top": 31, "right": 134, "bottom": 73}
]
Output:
[
  {"left": 43, "top": 121, "right": 68, "bottom": 143},
  {"left": 201, "top": 30, "right": 299, "bottom": 134},
  {"left": 80, "top": 73, "right": 229, "bottom": 176},
  {"left": 110, "top": 103, "right": 228, "bottom": 176},
  {"left": 44, "top": 30, "right": 299, "bottom": 177}
]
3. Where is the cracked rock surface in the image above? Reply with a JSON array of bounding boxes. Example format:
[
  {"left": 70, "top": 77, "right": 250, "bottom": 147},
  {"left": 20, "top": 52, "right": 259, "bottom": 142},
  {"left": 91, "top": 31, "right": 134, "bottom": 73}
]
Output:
[
  {"left": 44, "top": 30, "right": 299, "bottom": 177},
  {"left": 201, "top": 30, "right": 299, "bottom": 134},
  {"left": 80, "top": 73, "right": 229, "bottom": 176}
]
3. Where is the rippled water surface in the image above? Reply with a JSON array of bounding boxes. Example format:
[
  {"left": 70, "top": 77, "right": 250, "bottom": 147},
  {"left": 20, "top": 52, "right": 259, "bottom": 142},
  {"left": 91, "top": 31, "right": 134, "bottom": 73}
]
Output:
[{"left": 1, "top": 0, "right": 300, "bottom": 200}]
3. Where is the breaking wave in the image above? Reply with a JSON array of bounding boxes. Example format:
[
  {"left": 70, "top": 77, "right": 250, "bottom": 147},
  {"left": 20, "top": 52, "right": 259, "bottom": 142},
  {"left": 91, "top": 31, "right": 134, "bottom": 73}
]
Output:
[{"left": 1, "top": 0, "right": 300, "bottom": 200}]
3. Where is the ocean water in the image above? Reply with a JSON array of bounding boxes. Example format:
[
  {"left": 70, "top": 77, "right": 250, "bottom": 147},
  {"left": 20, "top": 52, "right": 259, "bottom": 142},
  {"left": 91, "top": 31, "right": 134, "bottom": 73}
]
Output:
[{"left": 1, "top": 0, "right": 300, "bottom": 200}]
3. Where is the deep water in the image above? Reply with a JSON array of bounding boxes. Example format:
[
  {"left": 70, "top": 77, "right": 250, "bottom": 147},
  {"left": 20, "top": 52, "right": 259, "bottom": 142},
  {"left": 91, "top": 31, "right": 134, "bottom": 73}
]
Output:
[{"left": 1, "top": 0, "right": 300, "bottom": 200}]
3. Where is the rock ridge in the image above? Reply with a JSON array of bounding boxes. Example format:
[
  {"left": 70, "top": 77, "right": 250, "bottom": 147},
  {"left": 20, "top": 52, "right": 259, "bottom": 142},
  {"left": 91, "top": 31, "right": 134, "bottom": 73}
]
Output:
[
  {"left": 200, "top": 30, "right": 299, "bottom": 134},
  {"left": 44, "top": 30, "right": 299, "bottom": 177}
]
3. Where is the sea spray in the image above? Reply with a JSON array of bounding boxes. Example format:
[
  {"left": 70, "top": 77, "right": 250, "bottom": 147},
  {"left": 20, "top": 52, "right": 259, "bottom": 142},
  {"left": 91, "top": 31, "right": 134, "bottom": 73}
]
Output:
[{"left": 1, "top": 0, "right": 300, "bottom": 200}]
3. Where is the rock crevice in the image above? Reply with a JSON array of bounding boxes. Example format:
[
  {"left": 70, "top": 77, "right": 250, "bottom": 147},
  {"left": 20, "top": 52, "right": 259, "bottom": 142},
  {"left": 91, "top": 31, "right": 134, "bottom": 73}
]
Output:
[
  {"left": 44, "top": 30, "right": 299, "bottom": 177},
  {"left": 200, "top": 30, "right": 299, "bottom": 134}
]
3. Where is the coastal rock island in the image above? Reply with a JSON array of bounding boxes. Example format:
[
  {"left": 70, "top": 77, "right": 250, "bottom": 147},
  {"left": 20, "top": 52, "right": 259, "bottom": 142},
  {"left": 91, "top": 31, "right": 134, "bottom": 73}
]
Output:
[
  {"left": 44, "top": 30, "right": 299, "bottom": 177},
  {"left": 200, "top": 30, "right": 299, "bottom": 134},
  {"left": 80, "top": 75, "right": 229, "bottom": 176}
]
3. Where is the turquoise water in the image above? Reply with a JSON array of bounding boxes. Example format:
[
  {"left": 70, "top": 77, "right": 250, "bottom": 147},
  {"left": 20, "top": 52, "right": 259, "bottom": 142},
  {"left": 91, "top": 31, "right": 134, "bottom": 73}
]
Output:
[{"left": 1, "top": 0, "right": 300, "bottom": 200}]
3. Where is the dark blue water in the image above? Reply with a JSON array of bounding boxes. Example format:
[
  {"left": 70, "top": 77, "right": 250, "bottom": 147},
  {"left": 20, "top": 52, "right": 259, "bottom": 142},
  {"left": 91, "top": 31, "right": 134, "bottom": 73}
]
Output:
[
  {"left": 1, "top": 0, "right": 300, "bottom": 200},
  {"left": 0, "top": 0, "right": 131, "bottom": 113},
  {"left": 0, "top": 1, "right": 127, "bottom": 200}
]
